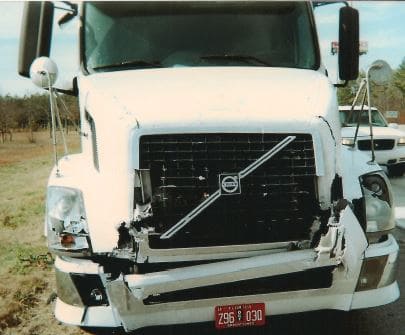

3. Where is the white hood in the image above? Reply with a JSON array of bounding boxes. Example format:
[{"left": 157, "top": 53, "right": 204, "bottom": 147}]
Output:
[
  {"left": 75, "top": 67, "right": 341, "bottom": 252},
  {"left": 341, "top": 126, "right": 405, "bottom": 139},
  {"left": 81, "top": 67, "right": 336, "bottom": 133}
]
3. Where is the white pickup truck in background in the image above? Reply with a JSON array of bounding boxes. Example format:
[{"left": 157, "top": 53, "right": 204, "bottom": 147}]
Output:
[{"left": 340, "top": 105, "right": 405, "bottom": 176}]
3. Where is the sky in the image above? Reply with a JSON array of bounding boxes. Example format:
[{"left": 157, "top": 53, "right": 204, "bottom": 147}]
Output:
[
  {"left": 315, "top": 1, "right": 405, "bottom": 81},
  {"left": 1, "top": 1, "right": 405, "bottom": 96},
  {"left": 1, "top": 1, "right": 79, "bottom": 96}
]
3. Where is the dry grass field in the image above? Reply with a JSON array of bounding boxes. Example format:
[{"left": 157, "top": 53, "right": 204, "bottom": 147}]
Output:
[{"left": 0, "top": 130, "right": 87, "bottom": 335}]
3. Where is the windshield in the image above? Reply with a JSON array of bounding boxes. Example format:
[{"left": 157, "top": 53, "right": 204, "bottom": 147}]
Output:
[
  {"left": 83, "top": 1, "right": 318, "bottom": 72},
  {"left": 339, "top": 109, "right": 388, "bottom": 127}
]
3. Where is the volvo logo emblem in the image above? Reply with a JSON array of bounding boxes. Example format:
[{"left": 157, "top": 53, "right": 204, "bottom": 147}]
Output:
[{"left": 219, "top": 174, "right": 241, "bottom": 195}]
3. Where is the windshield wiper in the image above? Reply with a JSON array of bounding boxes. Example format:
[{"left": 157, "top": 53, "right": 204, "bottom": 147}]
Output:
[
  {"left": 200, "top": 54, "right": 271, "bottom": 66},
  {"left": 93, "top": 59, "right": 162, "bottom": 71}
]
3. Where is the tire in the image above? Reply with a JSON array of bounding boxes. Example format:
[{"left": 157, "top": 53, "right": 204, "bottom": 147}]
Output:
[{"left": 388, "top": 165, "right": 403, "bottom": 177}]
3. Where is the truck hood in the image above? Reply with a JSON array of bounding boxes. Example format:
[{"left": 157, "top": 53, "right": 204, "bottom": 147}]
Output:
[
  {"left": 341, "top": 126, "right": 405, "bottom": 138},
  {"left": 82, "top": 67, "right": 336, "bottom": 133},
  {"left": 77, "top": 67, "right": 341, "bottom": 252}
]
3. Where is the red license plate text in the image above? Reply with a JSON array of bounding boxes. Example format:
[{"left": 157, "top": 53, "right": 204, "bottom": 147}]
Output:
[{"left": 215, "top": 303, "right": 265, "bottom": 329}]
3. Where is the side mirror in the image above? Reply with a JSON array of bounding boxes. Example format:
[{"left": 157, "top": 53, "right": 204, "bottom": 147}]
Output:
[
  {"left": 18, "top": 2, "right": 54, "bottom": 78},
  {"left": 30, "top": 57, "right": 58, "bottom": 89},
  {"left": 338, "top": 6, "right": 359, "bottom": 81},
  {"left": 368, "top": 59, "right": 393, "bottom": 86}
]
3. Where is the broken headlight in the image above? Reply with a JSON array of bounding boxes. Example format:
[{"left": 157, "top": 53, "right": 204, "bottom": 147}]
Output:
[
  {"left": 360, "top": 172, "right": 395, "bottom": 237},
  {"left": 46, "top": 186, "right": 91, "bottom": 255}
]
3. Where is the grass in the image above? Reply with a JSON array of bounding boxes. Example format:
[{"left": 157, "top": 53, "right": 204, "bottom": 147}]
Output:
[{"left": 0, "top": 130, "right": 88, "bottom": 335}]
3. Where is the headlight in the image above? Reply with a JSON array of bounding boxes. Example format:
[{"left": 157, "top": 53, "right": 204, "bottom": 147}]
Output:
[
  {"left": 398, "top": 137, "right": 405, "bottom": 146},
  {"left": 46, "top": 186, "right": 91, "bottom": 255},
  {"left": 360, "top": 172, "right": 395, "bottom": 238},
  {"left": 342, "top": 138, "right": 355, "bottom": 146}
]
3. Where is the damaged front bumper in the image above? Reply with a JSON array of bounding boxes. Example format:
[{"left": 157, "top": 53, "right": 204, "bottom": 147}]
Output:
[{"left": 53, "top": 208, "right": 399, "bottom": 332}]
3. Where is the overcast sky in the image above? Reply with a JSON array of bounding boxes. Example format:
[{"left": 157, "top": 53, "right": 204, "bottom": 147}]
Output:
[{"left": 1, "top": 1, "right": 405, "bottom": 96}]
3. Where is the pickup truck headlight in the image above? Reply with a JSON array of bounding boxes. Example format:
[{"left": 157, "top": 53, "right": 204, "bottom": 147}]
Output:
[
  {"left": 46, "top": 186, "right": 91, "bottom": 255},
  {"left": 360, "top": 172, "right": 395, "bottom": 238},
  {"left": 342, "top": 138, "right": 355, "bottom": 146},
  {"left": 398, "top": 137, "right": 405, "bottom": 146}
]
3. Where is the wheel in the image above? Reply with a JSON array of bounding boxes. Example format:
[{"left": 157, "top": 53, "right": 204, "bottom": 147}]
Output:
[{"left": 387, "top": 165, "right": 403, "bottom": 177}]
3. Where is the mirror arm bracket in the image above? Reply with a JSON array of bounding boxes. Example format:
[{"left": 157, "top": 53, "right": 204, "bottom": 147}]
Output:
[
  {"left": 313, "top": 1, "right": 349, "bottom": 9},
  {"left": 334, "top": 80, "right": 348, "bottom": 88},
  {"left": 54, "top": 88, "right": 78, "bottom": 97},
  {"left": 44, "top": 77, "right": 78, "bottom": 97}
]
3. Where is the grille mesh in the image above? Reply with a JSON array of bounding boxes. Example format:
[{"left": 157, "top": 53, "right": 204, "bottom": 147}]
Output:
[
  {"left": 358, "top": 139, "right": 395, "bottom": 151},
  {"left": 139, "top": 133, "right": 318, "bottom": 248}
]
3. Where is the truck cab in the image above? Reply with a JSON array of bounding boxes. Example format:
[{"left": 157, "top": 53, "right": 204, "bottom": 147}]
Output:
[{"left": 19, "top": 1, "right": 399, "bottom": 332}]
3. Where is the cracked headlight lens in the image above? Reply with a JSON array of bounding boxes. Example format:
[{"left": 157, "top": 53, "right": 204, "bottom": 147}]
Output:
[
  {"left": 360, "top": 172, "right": 395, "bottom": 235},
  {"left": 46, "top": 186, "right": 91, "bottom": 255}
]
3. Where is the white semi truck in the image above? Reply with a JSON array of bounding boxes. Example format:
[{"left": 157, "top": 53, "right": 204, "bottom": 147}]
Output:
[{"left": 18, "top": 1, "right": 399, "bottom": 333}]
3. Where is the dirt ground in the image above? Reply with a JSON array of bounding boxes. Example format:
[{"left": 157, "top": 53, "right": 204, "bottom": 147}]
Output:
[{"left": 0, "top": 130, "right": 86, "bottom": 335}]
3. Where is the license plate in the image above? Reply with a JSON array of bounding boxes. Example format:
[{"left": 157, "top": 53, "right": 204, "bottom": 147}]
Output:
[{"left": 215, "top": 303, "right": 265, "bottom": 329}]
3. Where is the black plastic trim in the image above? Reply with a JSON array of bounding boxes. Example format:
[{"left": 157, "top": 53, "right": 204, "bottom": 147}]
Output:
[{"left": 143, "top": 266, "right": 336, "bottom": 305}]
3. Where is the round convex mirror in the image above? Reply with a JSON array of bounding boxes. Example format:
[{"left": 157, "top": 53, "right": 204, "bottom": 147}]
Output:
[
  {"left": 368, "top": 59, "right": 392, "bottom": 86},
  {"left": 30, "top": 57, "right": 59, "bottom": 88}
]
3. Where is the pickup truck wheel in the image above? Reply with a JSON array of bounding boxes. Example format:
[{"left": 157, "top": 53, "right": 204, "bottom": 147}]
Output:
[{"left": 388, "top": 165, "right": 403, "bottom": 177}]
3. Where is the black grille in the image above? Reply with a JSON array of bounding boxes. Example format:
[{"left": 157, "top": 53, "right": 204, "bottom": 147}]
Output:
[
  {"left": 358, "top": 139, "right": 395, "bottom": 151},
  {"left": 139, "top": 133, "right": 318, "bottom": 248}
]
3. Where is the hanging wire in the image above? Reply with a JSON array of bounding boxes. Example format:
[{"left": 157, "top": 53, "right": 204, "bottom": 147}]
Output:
[
  {"left": 55, "top": 91, "right": 80, "bottom": 133},
  {"left": 46, "top": 73, "right": 60, "bottom": 176},
  {"left": 54, "top": 96, "right": 68, "bottom": 157}
]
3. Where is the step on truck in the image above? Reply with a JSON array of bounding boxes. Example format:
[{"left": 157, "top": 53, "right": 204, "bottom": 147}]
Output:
[{"left": 18, "top": 1, "right": 399, "bottom": 332}]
